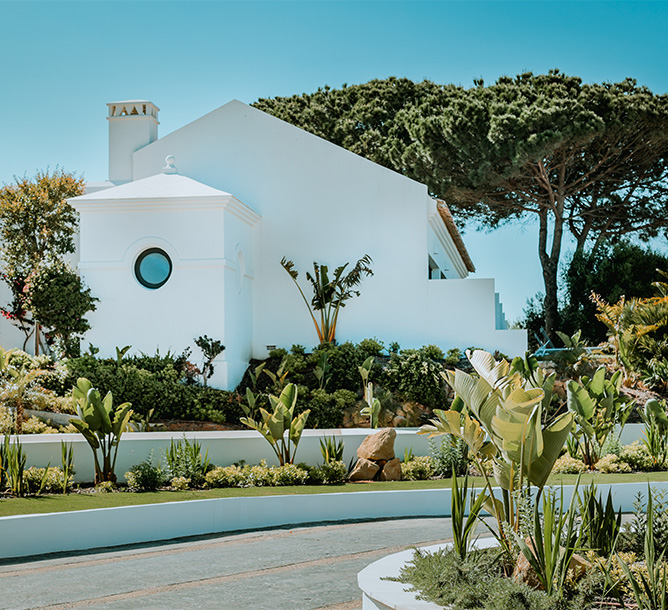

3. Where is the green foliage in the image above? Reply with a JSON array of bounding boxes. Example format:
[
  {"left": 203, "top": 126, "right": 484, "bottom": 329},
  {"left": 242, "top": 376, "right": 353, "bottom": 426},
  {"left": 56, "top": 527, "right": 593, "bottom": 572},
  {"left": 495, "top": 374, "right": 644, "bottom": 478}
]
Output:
[
  {"left": 562, "top": 242, "right": 668, "bottom": 344},
  {"left": 384, "top": 347, "right": 446, "bottom": 408},
  {"left": 204, "top": 462, "right": 311, "bottom": 488},
  {"left": 163, "top": 437, "right": 210, "bottom": 487},
  {"left": 307, "top": 460, "right": 347, "bottom": 485},
  {"left": 620, "top": 441, "right": 660, "bottom": 472},
  {"left": 577, "top": 483, "right": 622, "bottom": 557},
  {"left": 618, "top": 490, "right": 668, "bottom": 557},
  {"left": 451, "top": 470, "right": 487, "bottom": 560},
  {"left": 0, "top": 435, "right": 27, "bottom": 496},
  {"left": 193, "top": 335, "right": 225, "bottom": 387},
  {"left": 70, "top": 378, "right": 133, "bottom": 483},
  {"left": 320, "top": 435, "right": 344, "bottom": 463},
  {"left": 64, "top": 351, "right": 242, "bottom": 423},
  {"left": 398, "top": 546, "right": 556, "bottom": 610},
  {"left": 23, "top": 466, "right": 71, "bottom": 494},
  {"left": 125, "top": 454, "right": 164, "bottom": 491},
  {"left": 514, "top": 486, "right": 582, "bottom": 597},
  {"left": 566, "top": 367, "right": 635, "bottom": 467},
  {"left": 280, "top": 255, "right": 373, "bottom": 344},
  {"left": 240, "top": 384, "right": 310, "bottom": 465},
  {"left": 401, "top": 455, "right": 434, "bottom": 481},
  {"left": 23, "top": 261, "right": 98, "bottom": 357},
  {"left": 429, "top": 435, "right": 469, "bottom": 477},
  {"left": 420, "top": 349, "right": 574, "bottom": 542},
  {"left": 357, "top": 338, "right": 384, "bottom": 359},
  {"left": 60, "top": 441, "right": 74, "bottom": 494},
  {"left": 614, "top": 489, "right": 668, "bottom": 610},
  {"left": 641, "top": 399, "right": 668, "bottom": 468}
]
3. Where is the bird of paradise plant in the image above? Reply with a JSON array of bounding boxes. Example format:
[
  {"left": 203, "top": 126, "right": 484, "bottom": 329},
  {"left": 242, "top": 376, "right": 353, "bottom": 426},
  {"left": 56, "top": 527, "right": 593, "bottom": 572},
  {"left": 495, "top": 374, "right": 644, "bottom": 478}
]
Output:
[{"left": 280, "top": 255, "right": 373, "bottom": 345}]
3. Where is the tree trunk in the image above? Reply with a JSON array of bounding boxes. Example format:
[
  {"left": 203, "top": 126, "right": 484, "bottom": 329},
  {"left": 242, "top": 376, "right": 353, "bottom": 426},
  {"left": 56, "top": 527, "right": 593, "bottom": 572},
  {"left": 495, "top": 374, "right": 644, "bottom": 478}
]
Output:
[{"left": 34, "top": 322, "right": 40, "bottom": 357}]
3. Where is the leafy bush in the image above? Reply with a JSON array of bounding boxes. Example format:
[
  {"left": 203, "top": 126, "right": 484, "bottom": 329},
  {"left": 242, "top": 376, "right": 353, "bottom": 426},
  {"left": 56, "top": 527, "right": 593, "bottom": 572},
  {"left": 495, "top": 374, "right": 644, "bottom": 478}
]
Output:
[
  {"left": 618, "top": 489, "right": 668, "bottom": 557},
  {"left": 125, "top": 455, "right": 164, "bottom": 491},
  {"left": 163, "top": 437, "right": 211, "bottom": 487},
  {"left": 401, "top": 456, "right": 434, "bottom": 480},
  {"left": 312, "top": 342, "right": 365, "bottom": 392},
  {"left": 0, "top": 407, "right": 60, "bottom": 435},
  {"left": 552, "top": 455, "right": 588, "bottom": 474},
  {"left": 23, "top": 466, "right": 71, "bottom": 494},
  {"left": 205, "top": 465, "right": 246, "bottom": 488},
  {"left": 593, "top": 454, "right": 631, "bottom": 473},
  {"left": 620, "top": 441, "right": 660, "bottom": 472},
  {"left": 429, "top": 436, "right": 469, "bottom": 477},
  {"left": 307, "top": 460, "right": 347, "bottom": 485},
  {"left": 170, "top": 476, "right": 190, "bottom": 491},
  {"left": 272, "top": 463, "right": 309, "bottom": 486},
  {"left": 306, "top": 388, "right": 357, "bottom": 428},
  {"left": 243, "top": 461, "right": 276, "bottom": 487},
  {"left": 384, "top": 348, "right": 446, "bottom": 408},
  {"left": 357, "top": 338, "right": 385, "bottom": 359}
]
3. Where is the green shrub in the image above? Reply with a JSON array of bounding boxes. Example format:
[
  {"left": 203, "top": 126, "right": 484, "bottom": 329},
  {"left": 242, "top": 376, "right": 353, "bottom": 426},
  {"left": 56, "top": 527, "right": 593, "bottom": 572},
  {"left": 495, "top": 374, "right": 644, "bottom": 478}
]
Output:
[
  {"left": 170, "top": 476, "right": 190, "bottom": 490},
  {"left": 305, "top": 388, "right": 357, "bottom": 428},
  {"left": 384, "top": 348, "right": 446, "bottom": 407},
  {"left": 552, "top": 455, "right": 588, "bottom": 474},
  {"left": 594, "top": 454, "right": 631, "bottom": 473},
  {"left": 243, "top": 461, "right": 275, "bottom": 487},
  {"left": 312, "top": 342, "right": 365, "bottom": 392},
  {"left": 358, "top": 338, "right": 385, "bottom": 359},
  {"left": 124, "top": 455, "right": 164, "bottom": 491},
  {"left": 621, "top": 441, "right": 660, "bottom": 472},
  {"left": 401, "top": 455, "right": 434, "bottom": 480},
  {"left": 163, "top": 437, "right": 211, "bottom": 487},
  {"left": 271, "top": 463, "right": 309, "bottom": 486},
  {"left": 429, "top": 436, "right": 469, "bottom": 477},
  {"left": 205, "top": 465, "right": 245, "bottom": 488},
  {"left": 0, "top": 407, "right": 60, "bottom": 435},
  {"left": 23, "top": 466, "right": 71, "bottom": 494},
  {"left": 419, "top": 344, "right": 445, "bottom": 361},
  {"left": 307, "top": 460, "right": 347, "bottom": 484}
]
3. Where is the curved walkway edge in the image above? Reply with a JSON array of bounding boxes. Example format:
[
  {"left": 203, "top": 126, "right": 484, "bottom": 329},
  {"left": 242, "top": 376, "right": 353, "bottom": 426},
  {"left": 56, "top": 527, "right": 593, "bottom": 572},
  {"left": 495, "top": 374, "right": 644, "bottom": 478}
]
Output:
[{"left": 1, "top": 481, "right": 666, "bottom": 561}]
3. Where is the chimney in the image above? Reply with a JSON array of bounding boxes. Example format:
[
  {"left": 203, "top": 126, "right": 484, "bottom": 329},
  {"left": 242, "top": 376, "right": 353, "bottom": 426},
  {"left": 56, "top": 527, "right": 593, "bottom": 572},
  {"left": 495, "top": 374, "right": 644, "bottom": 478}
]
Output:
[{"left": 107, "top": 100, "right": 159, "bottom": 183}]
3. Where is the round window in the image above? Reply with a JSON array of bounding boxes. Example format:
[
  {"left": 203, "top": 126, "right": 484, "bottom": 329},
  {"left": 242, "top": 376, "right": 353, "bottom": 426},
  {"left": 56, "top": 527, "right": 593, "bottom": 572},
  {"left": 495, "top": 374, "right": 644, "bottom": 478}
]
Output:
[{"left": 134, "top": 248, "right": 172, "bottom": 289}]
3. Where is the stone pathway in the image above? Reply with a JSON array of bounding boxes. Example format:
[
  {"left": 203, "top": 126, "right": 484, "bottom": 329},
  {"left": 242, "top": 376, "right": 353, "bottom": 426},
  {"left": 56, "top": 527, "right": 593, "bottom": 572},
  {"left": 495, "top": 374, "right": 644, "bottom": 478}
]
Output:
[{"left": 0, "top": 517, "right": 476, "bottom": 610}]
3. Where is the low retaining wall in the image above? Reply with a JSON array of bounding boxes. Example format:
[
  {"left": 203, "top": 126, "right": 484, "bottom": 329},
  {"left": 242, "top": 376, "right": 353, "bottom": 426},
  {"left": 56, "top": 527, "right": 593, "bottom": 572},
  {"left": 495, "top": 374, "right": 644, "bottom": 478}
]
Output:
[
  {"left": 11, "top": 423, "right": 649, "bottom": 484},
  {"left": 1, "top": 480, "right": 666, "bottom": 561},
  {"left": 14, "top": 428, "right": 431, "bottom": 483}
]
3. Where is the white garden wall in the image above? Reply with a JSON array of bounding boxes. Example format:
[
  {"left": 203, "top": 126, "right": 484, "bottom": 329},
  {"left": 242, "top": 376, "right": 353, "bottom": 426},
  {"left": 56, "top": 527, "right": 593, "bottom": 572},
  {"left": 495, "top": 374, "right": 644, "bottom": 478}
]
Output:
[{"left": 15, "top": 428, "right": 432, "bottom": 483}]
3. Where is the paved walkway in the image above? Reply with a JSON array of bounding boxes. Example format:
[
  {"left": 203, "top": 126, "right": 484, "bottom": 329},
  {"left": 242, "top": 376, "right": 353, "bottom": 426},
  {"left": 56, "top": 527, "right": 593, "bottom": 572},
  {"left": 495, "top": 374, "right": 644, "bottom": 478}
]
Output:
[{"left": 0, "top": 517, "right": 479, "bottom": 610}]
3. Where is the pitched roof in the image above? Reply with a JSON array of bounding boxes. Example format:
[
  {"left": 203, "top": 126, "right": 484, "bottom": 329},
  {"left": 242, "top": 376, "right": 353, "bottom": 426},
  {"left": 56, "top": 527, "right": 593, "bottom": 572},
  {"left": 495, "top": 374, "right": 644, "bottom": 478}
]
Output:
[{"left": 436, "top": 200, "right": 476, "bottom": 273}]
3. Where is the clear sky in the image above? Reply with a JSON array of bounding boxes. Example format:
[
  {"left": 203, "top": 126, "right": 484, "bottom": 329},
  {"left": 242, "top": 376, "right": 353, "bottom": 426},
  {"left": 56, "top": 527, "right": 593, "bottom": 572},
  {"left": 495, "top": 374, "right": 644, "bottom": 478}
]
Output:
[{"left": 1, "top": 0, "right": 667, "bottom": 322}]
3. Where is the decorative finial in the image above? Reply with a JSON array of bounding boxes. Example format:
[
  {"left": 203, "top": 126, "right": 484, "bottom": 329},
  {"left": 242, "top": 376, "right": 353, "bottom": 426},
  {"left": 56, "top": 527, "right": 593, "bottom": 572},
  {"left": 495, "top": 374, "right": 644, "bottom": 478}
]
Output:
[{"left": 162, "top": 155, "right": 177, "bottom": 174}]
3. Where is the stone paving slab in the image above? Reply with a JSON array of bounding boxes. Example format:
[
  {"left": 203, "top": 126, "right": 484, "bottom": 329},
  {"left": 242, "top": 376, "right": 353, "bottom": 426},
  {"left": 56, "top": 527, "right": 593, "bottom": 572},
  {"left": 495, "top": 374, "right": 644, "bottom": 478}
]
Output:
[{"left": 0, "top": 517, "right": 473, "bottom": 610}]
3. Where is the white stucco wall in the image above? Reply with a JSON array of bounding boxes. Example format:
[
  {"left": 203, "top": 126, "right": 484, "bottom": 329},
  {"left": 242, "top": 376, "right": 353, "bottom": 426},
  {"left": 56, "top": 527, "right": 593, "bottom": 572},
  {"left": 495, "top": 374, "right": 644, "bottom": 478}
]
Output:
[{"left": 131, "top": 101, "right": 527, "bottom": 367}]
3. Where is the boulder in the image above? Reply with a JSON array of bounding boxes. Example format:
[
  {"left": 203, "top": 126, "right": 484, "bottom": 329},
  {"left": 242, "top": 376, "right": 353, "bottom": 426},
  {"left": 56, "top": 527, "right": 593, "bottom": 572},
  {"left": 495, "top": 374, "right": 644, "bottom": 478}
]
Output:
[
  {"left": 513, "top": 537, "right": 591, "bottom": 590},
  {"left": 349, "top": 458, "right": 380, "bottom": 481},
  {"left": 357, "top": 428, "right": 396, "bottom": 461},
  {"left": 380, "top": 457, "right": 402, "bottom": 481}
]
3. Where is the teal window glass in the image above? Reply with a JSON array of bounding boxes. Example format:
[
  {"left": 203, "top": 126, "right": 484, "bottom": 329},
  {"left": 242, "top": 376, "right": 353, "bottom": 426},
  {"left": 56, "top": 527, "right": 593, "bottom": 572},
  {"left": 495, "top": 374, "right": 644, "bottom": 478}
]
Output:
[{"left": 135, "top": 248, "right": 172, "bottom": 289}]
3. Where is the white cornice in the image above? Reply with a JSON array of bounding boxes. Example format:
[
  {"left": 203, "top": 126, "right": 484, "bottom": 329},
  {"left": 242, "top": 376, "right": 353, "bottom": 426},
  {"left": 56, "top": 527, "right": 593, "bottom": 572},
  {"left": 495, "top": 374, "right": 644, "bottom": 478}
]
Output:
[{"left": 72, "top": 195, "right": 261, "bottom": 227}]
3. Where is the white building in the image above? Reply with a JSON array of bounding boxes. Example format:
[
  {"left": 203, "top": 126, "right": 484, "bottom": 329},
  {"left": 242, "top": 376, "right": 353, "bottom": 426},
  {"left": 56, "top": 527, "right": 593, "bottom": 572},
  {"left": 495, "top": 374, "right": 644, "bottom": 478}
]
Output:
[{"left": 10, "top": 99, "right": 528, "bottom": 389}]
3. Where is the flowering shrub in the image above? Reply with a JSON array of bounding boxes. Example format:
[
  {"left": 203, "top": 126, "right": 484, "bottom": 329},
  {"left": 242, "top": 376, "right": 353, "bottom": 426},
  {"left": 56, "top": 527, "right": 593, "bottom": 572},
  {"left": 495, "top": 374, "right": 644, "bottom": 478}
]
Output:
[
  {"left": 401, "top": 456, "right": 435, "bottom": 480},
  {"left": 170, "top": 476, "right": 190, "bottom": 490},
  {"left": 23, "top": 466, "right": 71, "bottom": 494},
  {"left": 307, "top": 460, "right": 347, "bottom": 485},
  {"left": 594, "top": 454, "right": 632, "bottom": 474},
  {"left": 552, "top": 455, "right": 588, "bottom": 474},
  {"left": 620, "top": 441, "right": 658, "bottom": 472},
  {"left": 125, "top": 457, "right": 164, "bottom": 491}
]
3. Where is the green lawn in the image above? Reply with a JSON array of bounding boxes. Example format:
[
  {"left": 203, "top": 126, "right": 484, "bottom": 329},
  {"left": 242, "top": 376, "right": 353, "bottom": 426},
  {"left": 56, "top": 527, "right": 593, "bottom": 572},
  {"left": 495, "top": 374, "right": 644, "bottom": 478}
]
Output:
[{"left": 2, "top": 471, "right": 668, "bottom": 518}]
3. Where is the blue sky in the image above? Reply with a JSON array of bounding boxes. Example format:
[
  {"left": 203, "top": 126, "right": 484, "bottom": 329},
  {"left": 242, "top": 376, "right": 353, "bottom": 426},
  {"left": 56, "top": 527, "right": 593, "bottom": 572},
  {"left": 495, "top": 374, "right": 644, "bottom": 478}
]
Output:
[{"left": 1, "top": 0, "right": 667, "bottom": 322}]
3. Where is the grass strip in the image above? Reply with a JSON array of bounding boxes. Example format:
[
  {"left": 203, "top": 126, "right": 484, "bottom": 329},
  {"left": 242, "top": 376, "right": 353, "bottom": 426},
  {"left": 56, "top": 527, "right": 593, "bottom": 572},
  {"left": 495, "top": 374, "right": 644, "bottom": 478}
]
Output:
[{"left": 1, "top": 471, "right": 668, "bottom": 518}]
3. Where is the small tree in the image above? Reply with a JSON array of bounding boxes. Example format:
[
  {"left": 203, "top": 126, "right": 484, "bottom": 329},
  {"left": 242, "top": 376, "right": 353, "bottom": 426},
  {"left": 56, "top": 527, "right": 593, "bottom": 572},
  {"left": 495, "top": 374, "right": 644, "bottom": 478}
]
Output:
[
  {"left": 23, "top": 261, "right": 98, "bottom": 358},
  {"left": 193, "top": 335, "right": 225, "bottom": 387},
  {"left": 280, "top": 255, "right": 373, "bottom": 345},
  {"left": 0, "top": 168, "right": 85, "bottom": 355}
]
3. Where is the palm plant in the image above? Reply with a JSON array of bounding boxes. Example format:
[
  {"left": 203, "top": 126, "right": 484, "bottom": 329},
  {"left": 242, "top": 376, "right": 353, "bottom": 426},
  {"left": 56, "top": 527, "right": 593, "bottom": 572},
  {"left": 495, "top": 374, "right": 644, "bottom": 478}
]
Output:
[{"left": 280, "top": 255, "right": 373, "bottom": 344}]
